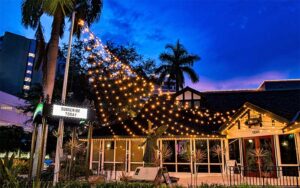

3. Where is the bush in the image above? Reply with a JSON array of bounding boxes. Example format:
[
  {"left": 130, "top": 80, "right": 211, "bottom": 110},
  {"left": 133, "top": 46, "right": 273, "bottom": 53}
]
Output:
[{"left": 96, "top": 182, "right": 155, "bottom": 188}]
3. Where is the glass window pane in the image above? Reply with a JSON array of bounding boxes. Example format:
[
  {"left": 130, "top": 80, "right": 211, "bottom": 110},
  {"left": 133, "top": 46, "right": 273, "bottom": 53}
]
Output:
[
  {"left": 194, "top": 101, "right": 200, "bottom": 108},
  {"left": 196, "top": 165, "right": 208, "bottom": 173},
  {"left": 279, "top": 134, "right": 297, "bottom": 164},
  {"left": 131, "top": 140, "right": 144, "bottom": 162},
  {"left": 210, "top": 165, "right": 222, "bottom": 173},
  {"left": 92, "top": 141, "right": 100, "bottom": 161},
  {"left": 282, "top": 166, "right": 299, "bottom": 176},
  {"left": 91, "top": 163, "right": 98, "bottom": 175},
  {"left": 104, "top": 163, "right": 113, "bottom": 171},
  {"left": 177, "top": 140, "right": 190, "bottom": 163},
  {"left": 162, "top": 140, "right": 175, "bottom": 163},
  {"left": 116, "top": 163, "right": 125, "bottom": 171},
  {"left": 163, "top": 164, "right": 176, "bottom": 172},
  {"left": 229, "top": 139, "right": 240, "bottom": 163},
  {"left": 178, "top": 165, "right": 191, "bottom": 172},
  {"left": 209, "top": 140, "right": 221, "bottom": 163},
  {"left": 104, "top": 141, "right": 114, "bottom": 162},
  {"left": 195, "top": 140, "right": 208, "bottom": 163},
  {"left": 116, "top": 140, "right": 126, "bottom": 162}
]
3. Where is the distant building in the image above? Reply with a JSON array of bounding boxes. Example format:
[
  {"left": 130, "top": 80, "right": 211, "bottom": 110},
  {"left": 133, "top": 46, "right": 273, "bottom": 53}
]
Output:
[
  {"left": 0, "top": 91, "right": 32, "bottom": 132},
  {"left": 0, "top": 32, "right": 42, "bottom": 96},
  {"left": 258, "top": 79, "right": 300, "bottom": 91}
]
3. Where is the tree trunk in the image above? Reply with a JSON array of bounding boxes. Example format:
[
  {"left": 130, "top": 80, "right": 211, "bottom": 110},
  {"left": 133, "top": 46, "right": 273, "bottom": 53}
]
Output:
[
  {"left": 43, "top": 7, "right": 64, "bottom": 102},
  {"left": 28, "top": 124, "right": 37, "bottom": 180}
]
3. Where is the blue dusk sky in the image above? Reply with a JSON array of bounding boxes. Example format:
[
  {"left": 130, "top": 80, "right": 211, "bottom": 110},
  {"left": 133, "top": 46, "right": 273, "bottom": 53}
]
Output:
[{"left": 0, "top": 0, "right": 299, "bottom": 91}]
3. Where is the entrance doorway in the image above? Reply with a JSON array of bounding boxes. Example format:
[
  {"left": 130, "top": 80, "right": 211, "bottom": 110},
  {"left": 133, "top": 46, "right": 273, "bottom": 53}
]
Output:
[{"left": 243, "top": 136, "right": 277, "bottom": 178}]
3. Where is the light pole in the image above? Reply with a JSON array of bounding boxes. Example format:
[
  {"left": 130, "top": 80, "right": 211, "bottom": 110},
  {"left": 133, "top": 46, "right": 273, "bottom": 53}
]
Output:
[{"left": 53, "top": 11, "right": 76, "bottom": 185}]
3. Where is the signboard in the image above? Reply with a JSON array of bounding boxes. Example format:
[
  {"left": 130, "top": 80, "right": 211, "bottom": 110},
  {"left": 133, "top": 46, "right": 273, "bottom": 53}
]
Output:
[{"left": 52, "top": 104, "right": 87, "bottom": 119}]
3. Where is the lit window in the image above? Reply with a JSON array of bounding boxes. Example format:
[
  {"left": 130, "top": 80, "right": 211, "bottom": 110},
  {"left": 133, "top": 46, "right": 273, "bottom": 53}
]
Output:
[
  {"left": 24, "top": 77, "right": 31, "bottom": 82},
  {"left": 28, "top": 53, "right": 35, "bottom": 58},
  {"left": 26, "top": 70, "right": 32, "bottom": 74},
  {"left": 23, "top": 85, "right": 30, "bottom": 90},
  {"left": 0, "top": 105, "right": 13, "bottom": 111},
  {"left": 27, "top": 62, "right": 33, "bottom": 66}
]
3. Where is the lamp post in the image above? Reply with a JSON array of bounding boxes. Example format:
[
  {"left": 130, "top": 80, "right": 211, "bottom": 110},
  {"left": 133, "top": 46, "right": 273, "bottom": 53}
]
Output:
[{"left": 53, "top": 11, "right": 76, "bottom": 185}]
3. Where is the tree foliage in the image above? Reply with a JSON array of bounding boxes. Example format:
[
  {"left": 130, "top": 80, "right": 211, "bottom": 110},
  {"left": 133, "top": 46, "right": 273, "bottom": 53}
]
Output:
[{"left": 156, "top": 40, "right": 200, "bottom": 91}]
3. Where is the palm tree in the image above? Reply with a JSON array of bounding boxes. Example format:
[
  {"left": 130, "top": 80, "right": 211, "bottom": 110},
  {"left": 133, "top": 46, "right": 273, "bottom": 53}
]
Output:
[
  {"left": 156, "top": 40, "right": 200, "bottom": 91},
  {"left": 21, "top": 0, "right": 103, "bottom": 102}
]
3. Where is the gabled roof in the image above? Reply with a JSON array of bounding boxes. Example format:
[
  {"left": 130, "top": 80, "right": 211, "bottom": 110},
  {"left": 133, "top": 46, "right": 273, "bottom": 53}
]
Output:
[
  {"left": 172, "top": 86, "right": 202, "bottom": 98},
  {"left": 219, "top": 102, "right": 290, "bottom": 134}
]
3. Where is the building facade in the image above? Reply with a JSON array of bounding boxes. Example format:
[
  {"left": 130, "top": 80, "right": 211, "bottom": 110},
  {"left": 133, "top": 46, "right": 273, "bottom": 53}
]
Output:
[
  {"left": 0, "top": 32, "right": 41, "bottom": 96},
  {"left": 86, "top": 80, "right": 300, "bottom": 182}
]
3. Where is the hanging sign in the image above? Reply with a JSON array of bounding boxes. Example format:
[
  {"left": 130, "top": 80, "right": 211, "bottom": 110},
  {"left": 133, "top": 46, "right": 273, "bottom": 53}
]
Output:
[{"left": 52, "top": 104, "right": 88, "bottom": 119}]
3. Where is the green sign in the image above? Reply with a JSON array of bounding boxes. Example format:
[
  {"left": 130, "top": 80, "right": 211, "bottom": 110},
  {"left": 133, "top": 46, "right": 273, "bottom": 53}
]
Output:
[{"left": 33, "top": 103, "right": 44, "bottom": 121}]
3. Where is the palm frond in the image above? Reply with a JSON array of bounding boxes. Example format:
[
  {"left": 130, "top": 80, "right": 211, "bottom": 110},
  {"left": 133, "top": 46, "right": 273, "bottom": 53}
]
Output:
[
  {"left": 181, "top": 66, "right": 199, "bottom": 83},
  {"left": 159, "top": 53, "right": 175, "bottom": 64},
  {"left": 34, "top": 22, "right": 46, "bottom": 71},
  {"left": 179, "top": 54, "right": 200, "bottom": 66},
  {"left": 73, "top": 0, "right": 103, "bottom": 38},
  {"left": 21, "top": 0, "right": 43, "bottom": 28},
  {"left": 43, "top": 0, "right": 74, "bottom": 16}
]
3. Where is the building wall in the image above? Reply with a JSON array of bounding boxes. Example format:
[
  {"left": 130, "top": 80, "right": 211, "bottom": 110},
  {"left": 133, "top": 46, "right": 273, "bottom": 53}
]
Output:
[{"left": 0, "top": 32, "right": 41, "bottom": 96}]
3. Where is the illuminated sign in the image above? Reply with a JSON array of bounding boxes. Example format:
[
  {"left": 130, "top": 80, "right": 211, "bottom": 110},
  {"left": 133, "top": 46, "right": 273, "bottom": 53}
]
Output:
[{"left": 52, "top": 104, "right": 87, "bottom": 119}]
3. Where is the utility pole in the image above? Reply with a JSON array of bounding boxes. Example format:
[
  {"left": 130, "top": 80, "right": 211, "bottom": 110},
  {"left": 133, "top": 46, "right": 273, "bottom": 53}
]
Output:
[{"left": 53, "top": 11, "right": 76, "bottom": 185}]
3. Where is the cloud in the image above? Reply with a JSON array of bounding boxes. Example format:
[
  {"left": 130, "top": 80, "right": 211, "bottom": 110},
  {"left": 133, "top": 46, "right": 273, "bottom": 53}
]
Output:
[{"left": 186, "top": 71, "right": 288, "bottom": 91}]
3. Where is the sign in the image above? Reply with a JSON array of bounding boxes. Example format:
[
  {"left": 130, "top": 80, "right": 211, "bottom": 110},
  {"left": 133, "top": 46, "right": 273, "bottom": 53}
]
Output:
[
  {"left": 52, "top": 104, "right": 87, "bottom": 119},
  {"left": 245, "top": 117, "right": 262, "bottom": 126},
  {"left": 33, "top": 103, "right": 44, "bottom": 121},
  {"left": 226, "top": 160, "right": 237, "bottom": 167}
]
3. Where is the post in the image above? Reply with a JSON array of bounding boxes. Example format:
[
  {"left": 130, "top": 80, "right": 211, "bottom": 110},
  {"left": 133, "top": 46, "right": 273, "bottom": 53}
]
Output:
[
  {"left": 85, "top": 123, "right": 93, "bottom": 180},
  {"left": 53, "top": 11, "right": 76, "bottom": 185},
  {"left": 36, "top": 117, "right": 47, "bottom": 187}
]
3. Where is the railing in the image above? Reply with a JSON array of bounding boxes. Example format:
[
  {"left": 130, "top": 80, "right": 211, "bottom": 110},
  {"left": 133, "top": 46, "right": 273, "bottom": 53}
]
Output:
[{"left": 228, "top": 166, "right": 300, "bottom": 187}]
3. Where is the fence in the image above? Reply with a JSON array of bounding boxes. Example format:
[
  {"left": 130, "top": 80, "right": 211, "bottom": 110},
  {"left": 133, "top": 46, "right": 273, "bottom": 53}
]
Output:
[{"left": 228, "top": 166, "right": 300, "bottom": 187}]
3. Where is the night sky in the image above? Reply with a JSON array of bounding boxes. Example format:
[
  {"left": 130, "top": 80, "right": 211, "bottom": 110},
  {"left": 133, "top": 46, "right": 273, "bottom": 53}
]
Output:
[{"left": 1, "top": 0, "right": 299, "bottom": 91}]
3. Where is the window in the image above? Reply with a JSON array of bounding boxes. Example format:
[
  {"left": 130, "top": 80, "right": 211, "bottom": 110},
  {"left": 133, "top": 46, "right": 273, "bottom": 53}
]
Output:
[
  {"left": 279, "top": 134, "right": 297, "bottom": 164},
  {"left": 194, "top": 101, "right": 200, "bottom": 108},
  {"left": 130, "top": 140, "right": 144, "bottom": 171},
  {"left": 177, "top": 140, "right": 190, "bottom": 162},
  {"left": 0, "top": 105, "right": 13, "bottom": 111},
  {"left": 104, "top": 141, "right": 114, "bottom": 162},
  {"left": 279, "top": 134, "right": 298, "bottom": 176},
  {"left": 131, "top": 140, "right": 143, "bottom": 162},
  {"left": 24, "top": 77, "right": 31, "bottom": 82},
  {"left": 92, "top": 141, "right": 100, "bottom": 161},
  {"left": 195, "top": 140, "right": 208, "bottom": 163},
  {"left": 116, "top": 141, "right": 126, "bottom": 162},
  {"left": 23, "top": 85, "right": 30, "bottom": 90},
  {"left": 162, "top": 140, "right": 175, "bottom": 163},
  {"left": 162, "top": 140, "right": 176, "bottom": 172},
  {"left": 28, "top": 53, "right": 35, "bottom": 58},
  {"left": 209, "top": 140, "right": 221, "bottom": 163},
  {"left": 229, "top": 139, "right": 240, "bottom": 163}
]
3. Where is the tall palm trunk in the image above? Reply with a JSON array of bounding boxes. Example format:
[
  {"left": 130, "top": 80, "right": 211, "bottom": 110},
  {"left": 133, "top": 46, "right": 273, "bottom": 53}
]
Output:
[{"left": 44, "top": 7, "right": 64, "bottom": 102}]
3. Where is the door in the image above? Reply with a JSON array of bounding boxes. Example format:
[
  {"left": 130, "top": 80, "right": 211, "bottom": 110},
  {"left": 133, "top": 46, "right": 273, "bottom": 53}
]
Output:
[{"left": 243, "top": 136, "right": 276, "bottom": 178}]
